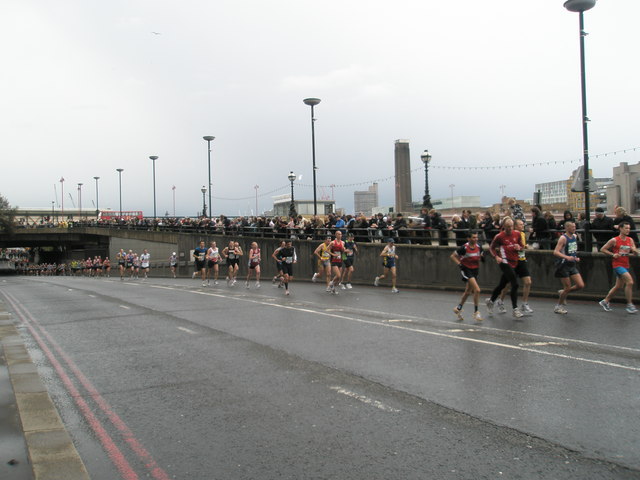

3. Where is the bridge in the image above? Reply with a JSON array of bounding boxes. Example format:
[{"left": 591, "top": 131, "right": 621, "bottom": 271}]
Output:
[{"left": 1, "top": 225, "right": 633, "bottom": 301}]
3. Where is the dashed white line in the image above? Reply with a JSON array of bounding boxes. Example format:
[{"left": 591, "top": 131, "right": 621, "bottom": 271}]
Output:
[
  {"left": 177, "top": 327, "right": 197, "bottom": 335},
  {"left": 330, "top": 386, "right": 400, "bottom": 413},
  {"left": 119, "top": 305, "right": 130, "bottom": 310}
]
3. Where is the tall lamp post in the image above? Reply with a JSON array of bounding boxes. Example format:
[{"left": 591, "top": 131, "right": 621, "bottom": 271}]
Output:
[
  {"left": 149, "top": 156, "right": 158, "bottom": 219},
  {"left": 77, "top": 183, "right": 83, "bottom": 220},
  {"left": 172, "top": 185, "right": 176, "bottom": 217},
  {"left": 564, "top": 0, "right": 596, "bottom": 252},
  {"left": 60, "top": 177, "right": 65, "bottom": 218},
  {"left": 93, "top": 176, "right": 100, "bottom": 217},
  {"left": 116, "top": 168, "right": 124, "bottom": 217},
  {"left": 420, "top": 150, "right": 433, "bottom": 209},
  {"left": 303, "top": 98, "right": 321, "bottom": 216},
  {"left": 201, "top": 186, "right": 207, "bottom": 218},
  {"left": 449, "top": 184, "right": 455, "bottom": 210},
  {"left": 288, "top": 171, "right": 297, "bottom": 218},
  {"left": 203, "top": 136, "right": 215, "bottom": 220},
  {"left": 254, "top": 184, "right": 259, "bottom": 216}
]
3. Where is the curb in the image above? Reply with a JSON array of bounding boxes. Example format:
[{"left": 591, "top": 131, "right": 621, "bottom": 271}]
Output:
[{"left": 0, "top": 301, "right": 90, "bottom": 480}]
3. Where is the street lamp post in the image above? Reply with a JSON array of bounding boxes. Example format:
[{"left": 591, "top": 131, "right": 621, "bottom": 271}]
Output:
[
  {"left": 288, "top": 171, "right": 297, "bottom": 218},
  {"left": 201, "top": 186, "right": 207, "bottom": 218},
  {"left": 564, "top": 0, "right": 596, "bottom": 252},
  {"left": 254, "top": 185, "right": 259, "bottom": 216},
  {"left": 149, "top": 156, "right": 158, "bottom": 219},
  {"left": 77, "top": 183, "right": 83, "bottom": 220},
  {"left": 116, "top": 168, "right": 124, "bottom": 217},
  {"left": 449, "top": 184, "right": 455, "bottom": 210},
  {"left": 421, "top": 150, "right": 433, "bottom": 209},
  {"left": 203, "top": 136, "right": 215, "bottom": 221},
  {"left": 172, "top": 185, "right": 176, "bottom": 217},
  {"left": 93, "top": 176, "right": 100, "bottom": 218},
  {"left": 60, "top": 177, "right": 65, "bottom": 218},
  {"left": 303, "top": 98, "right": 321, "bottom": 216}
]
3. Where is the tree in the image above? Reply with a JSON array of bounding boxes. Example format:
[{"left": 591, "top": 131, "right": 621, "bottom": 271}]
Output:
[{"left": 0, "top": 194, "right": 16, "bottom": 236}]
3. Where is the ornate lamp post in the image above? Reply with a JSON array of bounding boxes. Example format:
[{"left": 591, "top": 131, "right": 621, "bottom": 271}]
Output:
[
  {"left": 60, "top": 177, "right": 65, "bottom": 217},
  {"left": 288, "top": 171, "right": 297, "bottom": 218},
  {"left": 203, "top": 136, "right": 215, "bottom": 220},
  {"left": 93, "top": 176, "right": 100, "bottom": 217},
  {"left": 201, "top": 186, "right": 207, "bottom": 218},
  {"left": 564, "top": 0, "right": 596, "bottom": 251},
  {"left": 449, "top": 184, "right": 455, "bottom": 210},
  {"left": 421, "top": 150, "right": 433, "bottom": 209},
  {"left": 254, "top": 184, "right": 259, "bottom": 216},
  {"left": 116, "top": 168, "right": 124, "bottom": 216},
  {"left": 149, "top": 156, "right": 158, "bottom": 219},
  {"left": 303, "top": 98, "right": 321, "bottom": 216}
]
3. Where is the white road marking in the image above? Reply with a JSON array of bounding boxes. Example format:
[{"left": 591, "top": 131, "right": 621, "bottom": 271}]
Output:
[
  {"left": 387, "top": 319, "right": 413, "bottom": 323},
  {"left": 119, "top": 305, "right": 130, "bottom": 310},
  {"left": 144, "top": 284, "right": 640, "bottom": 372},
  {"left": 177, "top": 327, "right": 197, "bottom": 335},
  {"left": 519, "top": 342, "right": 568, "bottom": 347},
  {"left": 88, "top": 295, "right": 96, "bottom": 298},
  {"left": 330, "top": 386, "right": 400, "bottom": 413}
]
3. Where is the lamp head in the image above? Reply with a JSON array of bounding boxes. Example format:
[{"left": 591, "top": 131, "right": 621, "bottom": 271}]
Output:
[
  {"left": 303, "top": 98, "right": 321, "bottom": 107},
  {"left": 201, "top": 186, "right": 207, "bottom": 194},
  {"left": 288, "top": 171, "right": 296, "bottom": 182},
  {"left": 93, "top": 176, "right": 100, "bottom": 180},
  {"left": 421, "top": 150, "right": 432, "bottom": 164},
  {"left": 116, "top": 168, "right": 124, "bottom": 173},
  {"left": 203, "top": 135, "right": 215, "bottom": 142},
  {"left": 149, "top": 155, "right": 158, "bottom": 161},
  {"left": 563, "top": 0, "right": 596, "bottom": 12}
]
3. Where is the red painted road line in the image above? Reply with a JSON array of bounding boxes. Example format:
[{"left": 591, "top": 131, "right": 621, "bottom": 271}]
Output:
[
  {"left": 5, "top": 290, "right": 172, "bottom": 480},
  {"left": 2, "top": 292, "right": 139, "bottom": 480}
]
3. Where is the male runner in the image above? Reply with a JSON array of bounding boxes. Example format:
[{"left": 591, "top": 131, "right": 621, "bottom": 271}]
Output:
[
  {"left": 374, "top": 238, "right": 399, "bottom": 293},
  {"left": 553, "top": 221, "right": 584, "bottom": 314},
  {"left": 193, "top": 241, "right": 207, "bottom": 287},
  {"left": 599, "top": 221, "right": 638, "bottom": 314},
  {"left": 451, "top": 232, "right": 484, "bottom": 322},
  {"left": 497, "top": 218, "right": 533, "bottom": 314},
  {"left": 274, "top": 239, "right": 296, "bottom": 295}
]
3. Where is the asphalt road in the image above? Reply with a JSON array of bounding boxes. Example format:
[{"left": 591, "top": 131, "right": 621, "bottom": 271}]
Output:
[{"left": 1, "top": 274, "right": 639, "bottom": 479}]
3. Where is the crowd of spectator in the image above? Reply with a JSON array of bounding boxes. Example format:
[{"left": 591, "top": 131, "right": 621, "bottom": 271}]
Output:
[{"left": 10, "top": 201, "right": 638, "bottom": 251}]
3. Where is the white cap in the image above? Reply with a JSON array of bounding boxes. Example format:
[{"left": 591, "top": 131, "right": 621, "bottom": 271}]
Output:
[{"left": 172, "top": 252, "right": 176, "bottom": 255}]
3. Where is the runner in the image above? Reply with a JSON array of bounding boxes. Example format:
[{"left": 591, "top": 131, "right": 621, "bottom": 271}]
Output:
[
  {"left": 271, "top": 240, "right": 286, "bottom": 287},
  {"left": 103, "top": 257, "right": 111, "bottom": 278},
  {"left": 245, "top": 241, "right": 261, "bottom": 288},
  {"left": 222, "top": 241, "right": 240, "bottom": 286},
  {"left": 193, "top": 241, "right": 207, "bottom": 287},
  {"left": 599, "top": 221, "right": 639, "bottom": 314},
  {"left": 125, "top": 250, "right": 135, "bottom": 279},
  {"left": 206, "top": 242, "right": 220, "bottom": 286},
  {"left": 117, "top": 249, "right": 126, "bottom": 280},
  {"left": 169, "top": 252, "right": 178, "bottom": 278},
  {"left": 132, "top": 253, "right": 141, "bottom": 279},
  {"left": 374, "top": 238, "right": 399, "bottom": 293},
  {"left": 313, "top": 235, "right": 333, "bottom": 292},
  {"left": 140, "top": 249, "right": 150, "bottom": 279},
  {"left": 274, "top": 239, "right": 296, "bottom": 295},
  {"left": 342, "top": 232, "right": 358, "bottom": 289},
  {"left": 450, "top": 232, "right": 484, "bottom": 322},
  {"left": 485, "top": 218, "right": 524, "bottom": 319},
  {"left": 328, "top": 231, "right": 345, "bottom": 294},
  {"left": 553, "top": 221, "right": 584, "bottom": 314},
  {"left": 497, "top": 218, "right": 533, "bottom": 314}
]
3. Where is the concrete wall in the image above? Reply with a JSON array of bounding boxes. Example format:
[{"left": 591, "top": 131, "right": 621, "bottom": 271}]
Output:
[{"left": 98, "top": 229, "right": 633, "bottom": 301}]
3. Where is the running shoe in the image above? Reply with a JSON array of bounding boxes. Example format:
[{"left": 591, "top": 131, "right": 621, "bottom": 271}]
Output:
[
  {"left": 326, "top": 286, "right": 332, "bottom": 292},
  {"left": 245, "top": 282, "right": 250, "bottom": 289},
  {"left": 391, "top": 288, "right": 399, "bottom": 293},
  {"left": 232, "top": 279, "right": 237, "bottom": 286},
  {"left": 202, "top": 282, "right": 206, "bottom": 287},
  {"left": 485, "top": 298, "right": 494, "bottom": 315},
  {"left": 312, "top": 273, "right": 318, "bottom": 283},
  {"left": 512, "top": 308, "right": 524, "bottom": 319},
  {"left": 192, "top": 272, "right": 197, "bottom": 279},
  {"left": 374, "top": 276, "right": 380, "bottom": 287},
  {"left": 272, "top": 276, "right": 278, "bottom": 285},
  {"left": 346, "top": 283, "right": 353, "bottom": 289},
  {"left": 521, "top": 303, "right": 534, "bottom": 314},
  {"left": 599, "top": 299, "right": 612, "bottom": 312},
  {"left": 340, "top": 283, "right": 346, "bottom": 290},
  {"left": 473, "top": 311, "right": 484, "bottom": 322},
  {"left": 214, "top": 280, "right": 219, "bottom": 285},
  {"left": 285, "top": 290, "right": 290, "bottom": 296},
  {"left": 255, "top": 282, "right": 260, "bottom": 288},
  {"left": 496, "top": 300, "right": 506, "bottom": 314},
  {"left": 554, "top": 305, "right": 568, "bottom": 314},
  {"left": 453, "top": 306, "right": 464, "bottom": 321},
  {"left": 625, "top": 304, "right": 638, "bottom": 314}
]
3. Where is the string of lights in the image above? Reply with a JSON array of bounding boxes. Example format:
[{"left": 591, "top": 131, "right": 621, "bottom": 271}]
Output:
[{"left": 210, "top": 146, "right": 638, "bottom": 200}]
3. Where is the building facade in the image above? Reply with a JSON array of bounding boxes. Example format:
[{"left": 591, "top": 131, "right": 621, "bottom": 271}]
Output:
[
  {"left": 607, "top": 162, "right": 640, "bottom": 214},
  {"left": 353, "top": 183, "right": 379, "bottom": 216}
]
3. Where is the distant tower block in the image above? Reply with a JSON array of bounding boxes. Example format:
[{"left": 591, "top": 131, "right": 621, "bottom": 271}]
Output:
[{"left": 394, "top": 140, "right": 413, "bottom": 213}]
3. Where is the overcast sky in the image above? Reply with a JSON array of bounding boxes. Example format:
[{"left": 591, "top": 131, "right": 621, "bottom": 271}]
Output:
[{"left": 1, "top": 0, "right": 638, "bottom": 217}]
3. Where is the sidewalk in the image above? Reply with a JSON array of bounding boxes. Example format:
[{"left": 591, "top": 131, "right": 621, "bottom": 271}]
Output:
[{"left": 0, "top": 300, "right": 89, "bottom": 480}]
